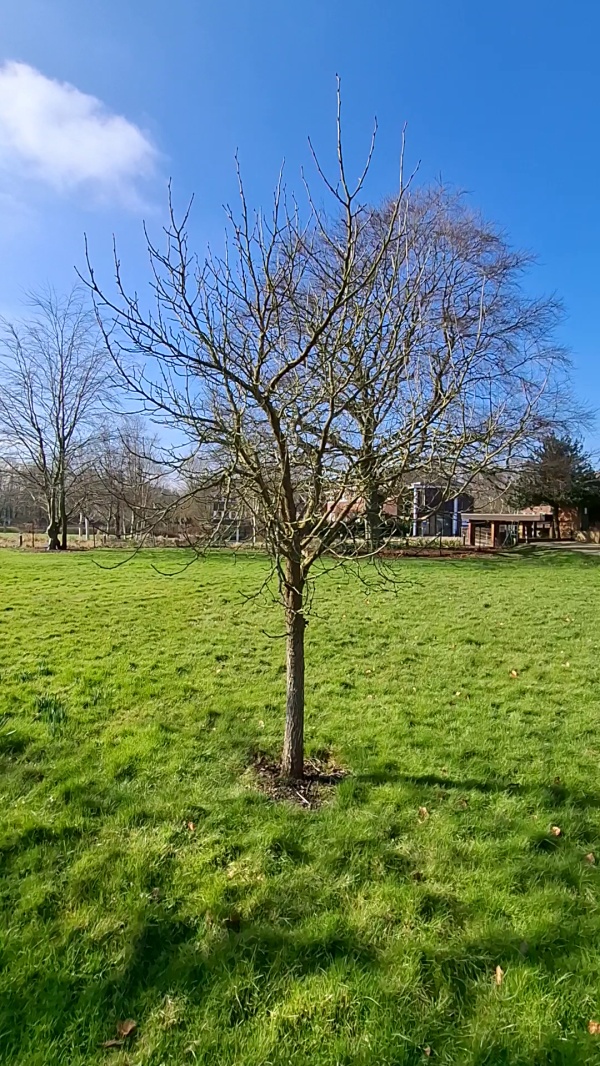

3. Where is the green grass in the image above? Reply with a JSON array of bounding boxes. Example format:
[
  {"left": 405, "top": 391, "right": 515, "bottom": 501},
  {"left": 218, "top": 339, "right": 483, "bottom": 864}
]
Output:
[{"left": 2, "top": 548, "right": 600, "bottom": 1065}]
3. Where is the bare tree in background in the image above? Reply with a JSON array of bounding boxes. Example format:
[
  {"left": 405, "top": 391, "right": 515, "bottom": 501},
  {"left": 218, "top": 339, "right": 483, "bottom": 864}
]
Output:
[
  {"left": 82, "top": 417, "right": 165, "bottom": 538},
  {"left": 315, "top": 186, "right": 572, "bottom": 548},
  {"left": 86, "top": 97, "right": 571, "bottom": 777},
  {"left": 0, "top": 289, "right": 109, "bottom": 549}
]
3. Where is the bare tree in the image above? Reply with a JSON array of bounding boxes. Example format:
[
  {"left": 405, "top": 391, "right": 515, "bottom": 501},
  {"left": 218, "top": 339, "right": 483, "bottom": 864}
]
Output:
[
  {"left": 313, "top": 186, "right": 573, "bottom": 548},
  {"left": 0, "top": 288, "right": 109, "bottom": 549},
  {"left": 85, "top": 98, "right": 570, "bottom": 777},
  {"left": 81, "top": 417, "right": 165, "bottom": 538}
]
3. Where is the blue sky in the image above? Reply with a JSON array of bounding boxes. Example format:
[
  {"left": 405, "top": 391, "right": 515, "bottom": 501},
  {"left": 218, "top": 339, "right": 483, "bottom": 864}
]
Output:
[{"left": 0, "top": 0, "right": 598, "bottom": 442}]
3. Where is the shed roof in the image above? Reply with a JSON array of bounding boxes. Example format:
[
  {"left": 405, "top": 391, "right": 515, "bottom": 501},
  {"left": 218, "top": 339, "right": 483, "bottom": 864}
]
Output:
[{"left": 463, "top": 512, "right": 553, "bottom": 523}]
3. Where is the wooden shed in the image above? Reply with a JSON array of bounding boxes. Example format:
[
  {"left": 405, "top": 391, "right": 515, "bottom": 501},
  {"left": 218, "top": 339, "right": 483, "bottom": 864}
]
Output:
[{"left": 463, "top": 511, "right": 554, "bottom": 548}]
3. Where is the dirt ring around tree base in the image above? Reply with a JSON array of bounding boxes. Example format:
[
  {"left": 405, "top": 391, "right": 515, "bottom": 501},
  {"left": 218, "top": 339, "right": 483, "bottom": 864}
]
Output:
[{"left": 249, "top": 753, "right": 349, "bottom": 808}]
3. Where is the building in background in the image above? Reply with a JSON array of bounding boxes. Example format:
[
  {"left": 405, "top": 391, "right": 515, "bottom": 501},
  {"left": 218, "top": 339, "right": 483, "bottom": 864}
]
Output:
[
  {"left": 463, "top": 509, "right": 553, "bottom": 548},
  {"left": 411, "top": 484, "right": 474, "bottom": 537}
]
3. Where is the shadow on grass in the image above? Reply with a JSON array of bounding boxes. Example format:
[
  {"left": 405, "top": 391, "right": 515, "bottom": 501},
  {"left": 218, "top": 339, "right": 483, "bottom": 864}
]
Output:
[
  {"left": 359, "top": 768, "right": 600, "bottom": 811},
  {"left": 421, "top": 919, "right": 588, "bottom": 990},
  {"left": 400, "top": 545, "right": 600, "bottom": 569},
  {"left": 4, "top": 902, "right": 599, "bottom": 1064},
  {"left": 416, "top": 923, "right": 599, "bottom": 1063},
  {"left": 0, "top": 910, "right": 380, "bottom": 1061},
  {"left": 512, "top": 544, "right": 600, "bottom": 567}
]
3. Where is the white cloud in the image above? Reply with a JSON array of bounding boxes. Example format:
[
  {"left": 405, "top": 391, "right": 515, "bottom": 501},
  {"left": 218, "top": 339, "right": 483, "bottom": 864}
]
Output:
[{"left": 0, "top": 61, "right": 157, "bottom": 204}]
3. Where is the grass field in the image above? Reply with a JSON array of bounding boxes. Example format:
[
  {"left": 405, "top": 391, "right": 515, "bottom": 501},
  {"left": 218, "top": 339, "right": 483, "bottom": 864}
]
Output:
[{"left": 2, "top": 548, "right": 600, "bottom": 1065}]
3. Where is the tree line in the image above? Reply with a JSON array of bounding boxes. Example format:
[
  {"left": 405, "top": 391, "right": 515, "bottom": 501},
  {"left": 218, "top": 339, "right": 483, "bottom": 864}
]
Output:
[{"left": 0, "top": 291, "right": 165, "bottom": 547}]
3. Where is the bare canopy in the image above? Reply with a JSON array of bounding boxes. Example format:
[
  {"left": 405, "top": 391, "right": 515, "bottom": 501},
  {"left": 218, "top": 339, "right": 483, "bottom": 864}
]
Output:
[{"left": 85, "top": 97, "right": 571, "bottom": 776}]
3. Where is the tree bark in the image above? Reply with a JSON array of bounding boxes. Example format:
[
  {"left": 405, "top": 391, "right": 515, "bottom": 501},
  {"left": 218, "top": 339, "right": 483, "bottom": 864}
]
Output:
[
  {"left": 58, "top": 460, "right": 68, "bottom": 550},
  {"left": 60, "top": 502, "right": 68, "bottom": 550},
  {"left": 281, "top": 563, "right": 306, "bottom": 779},
  {"left": 46, "top": 491, "right": 60, "bottom": 550},
  {"left": 46, "top": 516, "right": 60, "bottom": 551}
]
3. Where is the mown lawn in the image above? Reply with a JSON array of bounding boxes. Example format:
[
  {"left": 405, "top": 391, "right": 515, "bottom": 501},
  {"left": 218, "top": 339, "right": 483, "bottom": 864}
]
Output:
[{"left": 2, "top": 548, "right": 600, "bottom": 1065}]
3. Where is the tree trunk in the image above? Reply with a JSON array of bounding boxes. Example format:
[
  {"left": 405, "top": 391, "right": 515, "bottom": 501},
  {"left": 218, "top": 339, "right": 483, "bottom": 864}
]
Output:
[
  {"left": 552, "top": 504, "right": 561, "bottom": 541},
  {"left": 60, "top": 506, "right": 68, "bottom": 550},
  {"left": 46, "top": 493, "right": 60, "bottom": 550},
  {"left": 59, "top": 464, "right": 68, "bottom": 549},
  {"left": 46, "top": 517, "right": 60, "bottom": 550},
  {"left": 281, "top": 564, "right": 306, "bottom": 779}
]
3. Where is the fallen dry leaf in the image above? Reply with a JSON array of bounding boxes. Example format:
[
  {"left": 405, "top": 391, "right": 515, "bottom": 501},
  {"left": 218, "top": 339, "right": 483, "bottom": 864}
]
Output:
[
  {"left": 551, "top": 825, "right": 562, "bottom": 837},
  {"left": 588, "top": 1020, "right": 600, "bottom": 1035},
  {"left": 102, "top": 1039, "right": 124, "bottom": 1049},
  {"left": 494, "top": 965, "right": 504, "bottom": 985},
  {"left": 562, "top": 661, "right": 571, "bottom": 668},
  {"left": 423, "top": 1048, "right": 432, "bottom": 1058},
  {"left": 418, "top": 806, "right": 429, "bottom": 821},
  {"left": 116, "top": 1020, "right": 137, "bottom": 1039},
  {"left": 258, "top": 720, "right": 264, "bottom": 729},
  {"left": 186, "top": 821, "right": 195, "bottom": 832},
  {"left": 510, "top": 669, "right": 518, "bottom": 678},
  {"left": 585, "top": 852, "right": 596, "bottom": 865}
]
